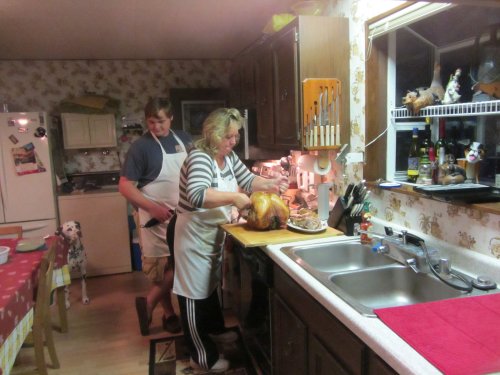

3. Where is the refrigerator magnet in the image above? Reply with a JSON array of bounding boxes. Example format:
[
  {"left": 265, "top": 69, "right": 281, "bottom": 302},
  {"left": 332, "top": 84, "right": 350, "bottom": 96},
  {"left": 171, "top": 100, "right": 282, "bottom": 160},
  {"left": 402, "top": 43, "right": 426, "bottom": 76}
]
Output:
[{"left": 8, "top": 134, "right": 19, "bottom": 144}]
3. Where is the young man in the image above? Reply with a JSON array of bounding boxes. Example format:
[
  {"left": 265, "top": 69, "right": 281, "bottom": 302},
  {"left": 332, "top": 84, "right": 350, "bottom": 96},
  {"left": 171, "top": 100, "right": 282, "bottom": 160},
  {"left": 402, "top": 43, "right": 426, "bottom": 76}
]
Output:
[{"left": 119, "top": 97, "right": 192, "bottom": 335}]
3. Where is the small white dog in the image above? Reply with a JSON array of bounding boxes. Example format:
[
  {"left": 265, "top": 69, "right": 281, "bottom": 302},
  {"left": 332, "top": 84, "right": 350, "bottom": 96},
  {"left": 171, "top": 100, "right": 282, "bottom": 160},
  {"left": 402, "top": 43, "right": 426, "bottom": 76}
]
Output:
[{"left": 56, "top": 220, "right": 89, "bottom": 308}]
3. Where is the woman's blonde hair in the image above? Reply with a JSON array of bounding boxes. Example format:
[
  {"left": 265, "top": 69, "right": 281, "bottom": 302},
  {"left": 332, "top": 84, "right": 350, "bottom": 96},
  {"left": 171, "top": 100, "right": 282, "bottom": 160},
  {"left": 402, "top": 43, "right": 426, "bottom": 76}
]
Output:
[{"left": 195, "top": 108, "right": 243, "bottom": 157}]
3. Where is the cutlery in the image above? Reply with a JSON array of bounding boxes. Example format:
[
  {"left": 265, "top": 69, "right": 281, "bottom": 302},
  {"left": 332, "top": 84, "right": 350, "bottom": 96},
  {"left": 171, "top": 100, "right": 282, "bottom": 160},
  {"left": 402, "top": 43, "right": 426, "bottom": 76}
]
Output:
[
  {"left": 313, "top": 101, "right": 318, "bottom": 147},
  {"left": 323, "top": 87, "right": 330, "bottom": 146},
  {"left": 335, "top": 84, "right": 341, "bottom": 145},
  {"left": 318, "top": 90, "right": 324, "bottom": 146}
]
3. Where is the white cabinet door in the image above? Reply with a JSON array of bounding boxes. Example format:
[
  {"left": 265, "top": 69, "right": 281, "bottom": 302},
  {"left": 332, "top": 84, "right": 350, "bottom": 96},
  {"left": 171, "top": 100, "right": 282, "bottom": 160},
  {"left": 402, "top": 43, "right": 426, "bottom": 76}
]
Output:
[
  {"left": 62, "top": 113, "right": 91, "bottom": 149},
  {"left": 58, "top": 192, "right": 132, "bottom": 277},
  {"left": 62, "top": 113, "right": 117, "bottom": 149},
  {"left": 88, "top": 114, "right": 117, "bottom": 147}
]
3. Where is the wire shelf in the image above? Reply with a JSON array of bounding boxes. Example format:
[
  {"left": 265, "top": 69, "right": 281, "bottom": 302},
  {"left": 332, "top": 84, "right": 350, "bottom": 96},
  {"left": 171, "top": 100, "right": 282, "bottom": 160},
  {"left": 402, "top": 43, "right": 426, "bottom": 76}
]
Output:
[{"left": 391, "top": 100, "right": 500, "bottom": 119}]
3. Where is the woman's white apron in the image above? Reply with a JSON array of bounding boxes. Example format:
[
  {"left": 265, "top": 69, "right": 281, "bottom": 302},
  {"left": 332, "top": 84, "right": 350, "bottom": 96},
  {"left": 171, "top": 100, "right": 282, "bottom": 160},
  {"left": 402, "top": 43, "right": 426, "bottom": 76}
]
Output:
[
  {"left": 138, "top": 131, "right": 187, "bottom": 257},
  {"left": 173, "top": 156, "right": 237, "bottom": 299}
]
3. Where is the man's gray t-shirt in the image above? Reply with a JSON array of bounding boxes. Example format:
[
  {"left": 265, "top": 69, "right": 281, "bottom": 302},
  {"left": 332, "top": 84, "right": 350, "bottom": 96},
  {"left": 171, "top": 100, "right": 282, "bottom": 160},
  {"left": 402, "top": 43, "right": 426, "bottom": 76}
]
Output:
[{"left": 121, "top": 130, "right": 192, "bottom": 189}]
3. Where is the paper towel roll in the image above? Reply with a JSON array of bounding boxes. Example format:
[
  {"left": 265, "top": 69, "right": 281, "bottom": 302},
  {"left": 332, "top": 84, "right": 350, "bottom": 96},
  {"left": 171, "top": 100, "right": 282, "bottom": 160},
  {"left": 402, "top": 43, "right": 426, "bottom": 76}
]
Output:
[{"left": 297, "top": 154, "right": 331, "bottom": 175}]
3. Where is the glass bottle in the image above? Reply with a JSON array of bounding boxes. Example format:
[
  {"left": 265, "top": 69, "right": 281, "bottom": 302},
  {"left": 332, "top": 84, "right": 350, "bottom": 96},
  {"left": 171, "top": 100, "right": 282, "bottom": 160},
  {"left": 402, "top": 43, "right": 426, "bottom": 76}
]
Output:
[
  {"left": 420, "top": 117, "right": 434, "bottom": 158},
  {"left": 407, "top": 127, "right": 419, "bottom": 183},
  {"left": 435, "top": 118, "right": 447, "bottom": 166},
  {"left": 429, "top": 146, "right": 438, "bottom": 185}
]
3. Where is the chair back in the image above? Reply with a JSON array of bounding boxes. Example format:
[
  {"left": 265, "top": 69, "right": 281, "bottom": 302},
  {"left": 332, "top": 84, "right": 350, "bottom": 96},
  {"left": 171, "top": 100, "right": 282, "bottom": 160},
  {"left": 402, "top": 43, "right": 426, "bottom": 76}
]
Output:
[
  {"left": 31, "top": 240, "right": 60, "bottom": 373},
  {"left": 0, "top": 225, "right": 23, "bottom": 239},
  {"left": 35, "top": 243, "right": 56, "bottom": 323}
]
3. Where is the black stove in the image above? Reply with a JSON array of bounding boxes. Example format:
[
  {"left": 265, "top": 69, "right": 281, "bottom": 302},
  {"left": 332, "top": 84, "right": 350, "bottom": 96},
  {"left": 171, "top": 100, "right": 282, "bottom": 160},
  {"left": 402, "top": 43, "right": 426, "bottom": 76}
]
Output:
[{"left": 66, "top": 171, "right": 120, "bottom": 192}]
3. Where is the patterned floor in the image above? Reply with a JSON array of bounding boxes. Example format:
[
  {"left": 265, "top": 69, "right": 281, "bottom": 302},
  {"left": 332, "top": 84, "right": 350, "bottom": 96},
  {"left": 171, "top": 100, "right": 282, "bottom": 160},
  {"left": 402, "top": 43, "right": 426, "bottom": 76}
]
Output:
[{"left": 149, "top": 328, "right": 254, "bottom": 375}]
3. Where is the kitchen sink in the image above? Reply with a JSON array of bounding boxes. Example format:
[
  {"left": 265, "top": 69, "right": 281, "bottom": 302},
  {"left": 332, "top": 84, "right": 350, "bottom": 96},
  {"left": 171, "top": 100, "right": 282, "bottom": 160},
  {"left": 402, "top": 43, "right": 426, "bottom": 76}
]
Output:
[
  {"left": 329, "top": 265, "right": 464, "bottom": 315},
  {"left": 281, "top": 239, "right": 498, "bottom": 317},
  {"left": 282, "top": 240, "right": 396, "bottom": 273}
]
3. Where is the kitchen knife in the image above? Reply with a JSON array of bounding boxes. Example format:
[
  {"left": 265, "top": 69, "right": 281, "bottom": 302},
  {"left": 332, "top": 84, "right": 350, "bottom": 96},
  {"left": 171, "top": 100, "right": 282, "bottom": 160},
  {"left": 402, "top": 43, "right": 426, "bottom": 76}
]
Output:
[
  {"left": 313, "top": 101, "right": 318, "bottom": 147},
  {"left": 335, "top": 84, "right": 341, "bottom": 145},
  {"left": 330, "top": 85, "right": 336, "bottom": 146},
  {"left": 323, "top": 87, "right": 330, "bottom": 146},
  {"left": 344, "top": 183, "right": 354, "bottom": 200},
  {"left": 318, "top": 90, "right": 324, "bottom": 146}
]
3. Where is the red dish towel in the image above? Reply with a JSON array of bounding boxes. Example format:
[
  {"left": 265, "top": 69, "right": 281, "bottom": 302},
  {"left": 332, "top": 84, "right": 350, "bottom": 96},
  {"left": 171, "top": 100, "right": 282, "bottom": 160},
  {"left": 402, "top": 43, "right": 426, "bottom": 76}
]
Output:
[{"left": 374, "top": 294, "right": 500, "bottom": 375}]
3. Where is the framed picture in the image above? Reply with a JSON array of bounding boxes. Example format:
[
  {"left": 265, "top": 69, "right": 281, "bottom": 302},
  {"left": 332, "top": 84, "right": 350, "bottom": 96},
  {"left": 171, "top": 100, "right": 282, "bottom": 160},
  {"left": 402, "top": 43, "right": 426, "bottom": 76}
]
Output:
[{"left": 181, "top": 100, "right": 226, "bottom": 137}]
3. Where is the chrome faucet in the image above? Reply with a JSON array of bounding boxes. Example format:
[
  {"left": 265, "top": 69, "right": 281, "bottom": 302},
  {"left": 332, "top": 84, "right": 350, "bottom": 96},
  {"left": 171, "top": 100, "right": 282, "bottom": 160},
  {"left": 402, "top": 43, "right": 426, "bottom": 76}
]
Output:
[{"left": 354, "top": 224, "right": 433, "bottom": 273}]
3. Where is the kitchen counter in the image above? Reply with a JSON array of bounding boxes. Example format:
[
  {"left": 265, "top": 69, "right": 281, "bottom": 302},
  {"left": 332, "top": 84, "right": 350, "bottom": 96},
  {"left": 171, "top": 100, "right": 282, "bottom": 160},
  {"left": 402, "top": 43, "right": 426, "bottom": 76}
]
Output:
[
  {"left": 57, "top": 190, "right": 131, "bottom": 276},
  {"left": 263, "top": 224, "right": 500, "bottom": 375},
  {"left": 57, "top": 186, "right": 119, "bottom": 197}
]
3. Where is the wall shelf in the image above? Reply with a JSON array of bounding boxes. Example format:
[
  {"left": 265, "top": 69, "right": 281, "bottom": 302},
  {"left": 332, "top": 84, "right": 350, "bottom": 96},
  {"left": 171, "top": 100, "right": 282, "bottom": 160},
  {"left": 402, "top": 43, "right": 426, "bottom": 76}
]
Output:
[{"left": 391, "top": 99, "right": 500, "bottom": 119}]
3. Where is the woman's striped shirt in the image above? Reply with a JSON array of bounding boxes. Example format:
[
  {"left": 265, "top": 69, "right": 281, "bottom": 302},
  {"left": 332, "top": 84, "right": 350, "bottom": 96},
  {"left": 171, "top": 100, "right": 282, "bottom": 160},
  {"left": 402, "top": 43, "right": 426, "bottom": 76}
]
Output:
[{"left": 177, "top": 149, "right": 256, "bottom": 213}]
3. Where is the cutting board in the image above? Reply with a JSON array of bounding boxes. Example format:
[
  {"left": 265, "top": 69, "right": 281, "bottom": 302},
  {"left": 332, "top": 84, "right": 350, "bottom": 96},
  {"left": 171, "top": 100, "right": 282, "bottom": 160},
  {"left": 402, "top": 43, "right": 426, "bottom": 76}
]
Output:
[
  {"left": 375, "top": 293, "right": 500, "bottom": 375},
  {"left": 221, "top": 223, "right": 343, "bottom": 247}
]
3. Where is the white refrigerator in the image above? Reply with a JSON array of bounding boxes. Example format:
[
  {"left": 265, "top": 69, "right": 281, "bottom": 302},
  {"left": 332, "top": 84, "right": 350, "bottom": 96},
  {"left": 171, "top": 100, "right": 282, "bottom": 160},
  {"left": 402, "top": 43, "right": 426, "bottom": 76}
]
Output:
[{"left": 0, "top": 112, "right": 58, "bottom": 238}]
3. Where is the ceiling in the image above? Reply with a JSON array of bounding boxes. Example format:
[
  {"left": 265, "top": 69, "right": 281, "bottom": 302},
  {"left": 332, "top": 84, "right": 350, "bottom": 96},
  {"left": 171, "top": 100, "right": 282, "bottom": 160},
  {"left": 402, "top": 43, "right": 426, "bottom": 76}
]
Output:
[{"left": 0, "top": 0, "right": 300, "bottom": 60}]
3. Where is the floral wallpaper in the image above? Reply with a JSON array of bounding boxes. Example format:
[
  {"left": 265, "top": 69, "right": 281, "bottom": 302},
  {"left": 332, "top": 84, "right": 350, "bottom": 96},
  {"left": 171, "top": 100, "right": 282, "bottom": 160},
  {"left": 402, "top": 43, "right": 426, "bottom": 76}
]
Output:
[
  {"left": 0, "top": 59, "right": 231, "bottom": 175},
  {"left": 329, "top": 0, "right": 500, "bottom": 261},
  {"left": 0, "top": 60, "right": 231, "bottom": 115},
  {"left": 369, "top": 187, "right": 500, "bottom": 259}
]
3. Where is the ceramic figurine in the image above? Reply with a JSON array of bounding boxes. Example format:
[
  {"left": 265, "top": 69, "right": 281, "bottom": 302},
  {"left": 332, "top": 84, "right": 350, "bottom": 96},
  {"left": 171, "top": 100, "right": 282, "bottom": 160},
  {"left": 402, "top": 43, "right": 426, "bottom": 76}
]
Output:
[
  {"left": 402, "top": 63, "right": 445, "bottom": 115},
  {"left": 442, "top": 68, "right": 462, "bottom": 104}
]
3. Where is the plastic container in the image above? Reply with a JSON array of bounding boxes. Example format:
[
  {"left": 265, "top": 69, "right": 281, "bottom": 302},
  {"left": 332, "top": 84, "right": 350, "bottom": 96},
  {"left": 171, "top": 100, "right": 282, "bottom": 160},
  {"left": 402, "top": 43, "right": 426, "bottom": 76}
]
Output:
[{"left": 0, "top": 246, "right": 9, "bottom": 264}]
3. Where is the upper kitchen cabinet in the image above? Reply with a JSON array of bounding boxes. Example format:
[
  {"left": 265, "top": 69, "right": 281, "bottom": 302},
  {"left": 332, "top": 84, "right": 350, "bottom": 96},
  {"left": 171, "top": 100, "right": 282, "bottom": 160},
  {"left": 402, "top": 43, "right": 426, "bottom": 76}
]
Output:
[
  {"left": 232, "top": 15, "right": 350, "bottom": 151},
  {"left": 365, "top": 2, "right": 500, "bottom": 184},
  {"left": 62, "top": 113, "right": 117, "bottom": 149}
]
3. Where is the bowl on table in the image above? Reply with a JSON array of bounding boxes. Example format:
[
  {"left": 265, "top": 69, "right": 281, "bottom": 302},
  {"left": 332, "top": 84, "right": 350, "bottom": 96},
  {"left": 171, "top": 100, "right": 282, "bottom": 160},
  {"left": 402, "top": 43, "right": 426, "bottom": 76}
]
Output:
[{"left": 0, "top": 246, "right": 10, "bottom": 264}]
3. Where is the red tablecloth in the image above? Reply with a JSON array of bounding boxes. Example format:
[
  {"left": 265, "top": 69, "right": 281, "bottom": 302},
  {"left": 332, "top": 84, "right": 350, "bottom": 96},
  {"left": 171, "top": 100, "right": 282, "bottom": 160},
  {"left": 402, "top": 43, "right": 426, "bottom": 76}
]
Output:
[{"left": 0, "top": 239, "right": 44, "bottom": 345}]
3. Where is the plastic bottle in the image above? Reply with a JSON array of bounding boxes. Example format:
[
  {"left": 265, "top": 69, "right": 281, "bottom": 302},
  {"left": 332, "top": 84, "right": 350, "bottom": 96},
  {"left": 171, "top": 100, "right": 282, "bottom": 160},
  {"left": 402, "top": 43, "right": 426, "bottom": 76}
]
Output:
[
  {"left": 359, "top": 201, "right": 373, "bottom": 245},
  {"left": 407, "top": 127, "right": 420, "bottom": 183}
]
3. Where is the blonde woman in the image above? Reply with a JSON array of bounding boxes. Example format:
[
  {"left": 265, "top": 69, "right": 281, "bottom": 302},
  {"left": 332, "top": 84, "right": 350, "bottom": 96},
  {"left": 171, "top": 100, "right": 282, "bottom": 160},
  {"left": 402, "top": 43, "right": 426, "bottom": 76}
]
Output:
[{"left": 172, "top": 108, "right": 287, "bottom": 372}]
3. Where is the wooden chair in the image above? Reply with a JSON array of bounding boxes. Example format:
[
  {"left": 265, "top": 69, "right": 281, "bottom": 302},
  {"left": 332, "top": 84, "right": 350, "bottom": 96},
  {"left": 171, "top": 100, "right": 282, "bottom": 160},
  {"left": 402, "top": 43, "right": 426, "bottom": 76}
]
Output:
[
  {"left": 0, "top": 225, "right": 23, "bottom": 239},
  {"left": 20, "top": 241, "right": 60, "bottom": 374}
]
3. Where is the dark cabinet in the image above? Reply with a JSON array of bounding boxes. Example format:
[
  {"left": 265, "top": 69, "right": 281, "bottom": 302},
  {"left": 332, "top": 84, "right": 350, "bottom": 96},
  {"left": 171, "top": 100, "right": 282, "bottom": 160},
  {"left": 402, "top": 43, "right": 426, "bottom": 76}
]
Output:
[
  {"left": 230, "top": 15, "right": 350, "bottom": 150},
  {"left": 366, "top": 350, "right": 398, "bottom": 375},
  {"left": 255, "top": 46, "right": 275, "bottom": 148},
  {"left": 272, "top": 293, "right": 307, "bottom": 374},
  {"left": 272, "top": 26, "right": 300, "bottom": 149},
  {"left": 273, "top": 263, "right": 397, "bottom": 375},
  {"left": 309, "top": 334, "right": 350, "bottom": 375}
]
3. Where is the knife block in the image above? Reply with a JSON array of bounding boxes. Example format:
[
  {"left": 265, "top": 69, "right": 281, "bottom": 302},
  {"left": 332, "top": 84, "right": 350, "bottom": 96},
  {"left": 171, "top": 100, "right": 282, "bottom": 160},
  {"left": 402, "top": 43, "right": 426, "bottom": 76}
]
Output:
[{"left": 327, "top": 197, "right": 362, "bottom": 236}]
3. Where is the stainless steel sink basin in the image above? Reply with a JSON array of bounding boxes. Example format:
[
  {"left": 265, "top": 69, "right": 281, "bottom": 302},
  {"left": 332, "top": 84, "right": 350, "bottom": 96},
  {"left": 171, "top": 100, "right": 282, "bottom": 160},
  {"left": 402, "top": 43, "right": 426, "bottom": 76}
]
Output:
[
  {"left": 281, "top": 239, "right": 498, "bottom": 317},
  {"left": 329, "top": 265, "right": 464, "bottom": 315},
  {"left": 282, "top": 241, "right": 395, "bottom": 273}
]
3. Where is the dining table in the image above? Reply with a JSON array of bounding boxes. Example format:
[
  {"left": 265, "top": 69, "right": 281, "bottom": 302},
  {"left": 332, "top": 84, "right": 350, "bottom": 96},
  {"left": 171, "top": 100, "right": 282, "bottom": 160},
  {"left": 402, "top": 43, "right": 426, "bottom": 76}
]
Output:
[{"left": 0, "top": 235, "right": 70, "bottom": 375}]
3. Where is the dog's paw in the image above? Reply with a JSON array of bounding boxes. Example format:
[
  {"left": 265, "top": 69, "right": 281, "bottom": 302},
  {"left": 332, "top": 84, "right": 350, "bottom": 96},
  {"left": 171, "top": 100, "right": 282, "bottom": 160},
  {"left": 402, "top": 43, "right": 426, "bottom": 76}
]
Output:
[{"left": 82, "top": 297, "right": 90, "bottom": 305}]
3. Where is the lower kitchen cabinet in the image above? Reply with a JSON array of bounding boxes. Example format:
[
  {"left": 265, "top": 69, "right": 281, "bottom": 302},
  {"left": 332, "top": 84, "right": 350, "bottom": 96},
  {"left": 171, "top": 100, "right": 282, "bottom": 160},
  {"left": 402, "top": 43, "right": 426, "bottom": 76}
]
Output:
[
  {"left": 272, "top": 294, "right": 307, "bottom": 374},
  {"left": 273, "top": 264, "right": 397, "bottom": 375},
  {"left": 58, "top": 192, "right": 132, "bottom": 277}
]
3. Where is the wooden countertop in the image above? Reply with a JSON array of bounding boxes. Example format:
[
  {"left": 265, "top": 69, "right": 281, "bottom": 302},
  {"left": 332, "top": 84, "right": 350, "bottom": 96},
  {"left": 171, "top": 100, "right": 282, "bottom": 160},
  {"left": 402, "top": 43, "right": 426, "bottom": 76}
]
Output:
[{"left": 221, "top": 223, "right": 344, "bottom": 248}]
